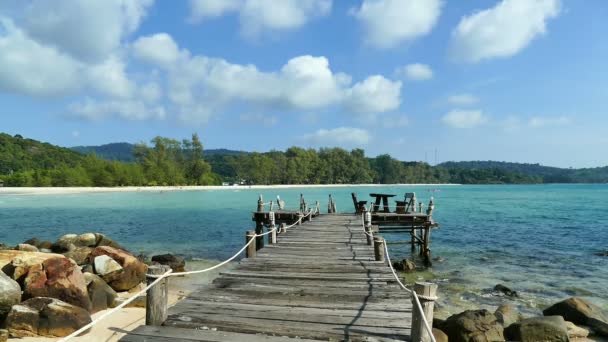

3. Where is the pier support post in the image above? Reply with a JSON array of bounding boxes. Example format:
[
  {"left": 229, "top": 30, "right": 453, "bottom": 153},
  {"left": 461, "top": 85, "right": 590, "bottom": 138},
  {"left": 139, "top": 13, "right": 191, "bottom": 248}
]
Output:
[
  {"left": 328, "top": 195, "right": 334, "bottom": 213},
  {"left": 246, "top": 230, "right": 257, "bottom": 258},
  {"left": 373, "top": 237, "right": 385, "bottom": 262},
  {"left": 146, "top": 265, "right": 170, "bottom": 326},
  {"left": 257, "top": 194, "right": 264, "bottom": 212},
  {"left": 411, "top": 282, "right": 438, "bottom": 342},
  {"left": 411, "top": 226, "right": 417, "bottom": 253},
  {"left": 255, "top": 219, "right": 264, "bottom": 250}
]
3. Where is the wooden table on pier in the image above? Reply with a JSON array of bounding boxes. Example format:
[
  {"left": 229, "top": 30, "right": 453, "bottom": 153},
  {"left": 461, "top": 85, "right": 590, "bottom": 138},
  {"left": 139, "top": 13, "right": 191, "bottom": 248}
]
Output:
[
  {"left": 370, "top": 193, "right": 396, "bottom": 213},
  {"left": 121, "top": 214, "right": 413, "bottom": 341}
]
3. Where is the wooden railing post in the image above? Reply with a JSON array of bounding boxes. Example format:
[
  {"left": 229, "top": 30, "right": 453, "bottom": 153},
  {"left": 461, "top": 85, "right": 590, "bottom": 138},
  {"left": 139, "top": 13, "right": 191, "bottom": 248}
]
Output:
[
  {"left": 373, "top": 237, "right": 385, "bottom": 262},
  {"left": 411, "top": 282, "right": 438, "bottom": 342},
  {"left": 268, "top": 211, "right": 276, "bottom": 245},
  {"left": 364, "top": 210, "right": 373, "bottom": 246},
  {"left": 328, "top": 194, "right": 334, "bottom": 213},
  {"left": 146, "top": 265, "right": 170, "bottom": 326},
  {"left": 280, "top": 223, "right": 287, "bottom": 234},
  {"left": 246, "top": 230, "right": 256, "bottom": 258},
  {"left": 257, "top": 194, "right": 264, "bottom": 212}
]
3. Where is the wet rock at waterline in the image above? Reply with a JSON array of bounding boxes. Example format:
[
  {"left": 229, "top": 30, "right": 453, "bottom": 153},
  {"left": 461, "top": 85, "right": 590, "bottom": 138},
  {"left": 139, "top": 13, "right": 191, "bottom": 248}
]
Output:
[
  {"left": 89, "top": 246, "right": 147, "bottom": 291},
  {"left": 543, "top": 297, "right": 608, "bottom": 337},
  {"left": 493, "top": 284, "right": 518, "bottom": 297},
  {"left": 392, "top": 258, "right": 416, "bottom": 272},
  {"left": 495, "top": 303, "right": 523, "bottom": 328},
  {"left": 6, "top": 297, "right": 91, "bottom": 338},
  {"left": 593, "top": 250, "right": 608, "bottom": 257},
  {"left": 439, "top": 309, "right": 505, "bottom": 342},
  {"left": 505, "top": 316, "right": 569, "bottom": 342},
  {"left": 22, "top": 257, "right": 92, "bottom": 311},
  {"left": 151, "top": 253, "right": 186, "bottom": 272},
  {"left": 565, "top": 321, "right": 589, "bottom": 339},
  {"left": 0, "top": 271, "right": 21, "bottom": 319}
]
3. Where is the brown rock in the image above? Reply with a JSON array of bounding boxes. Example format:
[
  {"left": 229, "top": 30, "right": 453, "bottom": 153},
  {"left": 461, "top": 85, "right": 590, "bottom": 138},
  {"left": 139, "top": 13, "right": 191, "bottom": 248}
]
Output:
[
  {"left": 89, "top": 246, "right": 147, "bottom": 291},
  {"left": 22, "top": 238, "right": 40, "bottom": 247},
  {"left": 565, "top": 321, "right": 589, "bottom": 339},
  {"left": 94, "top": 233, "right": 121, "bottom": 249},
  {"left": 6, "top": 297, "right": 91, "bottom": 337},
  {"left": 1, "top": 250, "right": 64, "bottom": 280},
  {"left": 84, "top": 273, "right": 117, "bottom": 313},
  {"left": 38, "top": 241, "right": 53, "bottom": 250},
  {"left": 441, "top": 309, "right": 505, "bottom": 342},
  {"left": 22, "top": 257, "right": 91, "bottom": 311},
  {"left": 0, "top": 329, "right": 7, "bottom": 342},
  {"left": 63, "top": 247, "right": 93, "bottom": 266},
  {"left": 543, "top": 297, "right": 608, "bottom": 337},
  {"left": 505, "top": 316, "right": 569, "bottom": 342},
  {"left": 16, "top": 244, "right": 39, "bottom": 252},
  {"left": 433, "top": 328, "right": 448, "bottom": 342}
]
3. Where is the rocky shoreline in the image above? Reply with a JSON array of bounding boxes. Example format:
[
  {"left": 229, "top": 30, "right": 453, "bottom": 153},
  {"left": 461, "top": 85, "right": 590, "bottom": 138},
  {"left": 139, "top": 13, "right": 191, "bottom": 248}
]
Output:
[
  {"left": 394, "top": 257, "right": 608, "bottom": 342},
  {"left": 0, "top": 233, "right": 186, "bottom": 339}
]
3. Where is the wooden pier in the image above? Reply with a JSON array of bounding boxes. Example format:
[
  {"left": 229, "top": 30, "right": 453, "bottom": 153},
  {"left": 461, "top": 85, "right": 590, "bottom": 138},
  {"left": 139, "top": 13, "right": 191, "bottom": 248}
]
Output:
[{"left": 121, "top": 213, "right": 429, "bottom": 341}]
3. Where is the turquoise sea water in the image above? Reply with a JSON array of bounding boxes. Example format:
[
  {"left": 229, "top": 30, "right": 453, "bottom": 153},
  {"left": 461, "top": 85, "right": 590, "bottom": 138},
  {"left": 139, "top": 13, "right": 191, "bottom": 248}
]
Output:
[{"left": 1, "top": 185, "right": 607, "bottom": 317}]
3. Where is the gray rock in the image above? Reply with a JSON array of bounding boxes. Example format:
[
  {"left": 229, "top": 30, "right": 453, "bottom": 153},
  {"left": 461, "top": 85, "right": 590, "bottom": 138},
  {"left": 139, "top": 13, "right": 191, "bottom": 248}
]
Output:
[
  {"left": 495, "top": 303, "right": 523, "bottom": 327},
  {"left": 0, "top": 271, "right": 21, "bottom": 319},
  {"left": 63, "top": 247, "right": 93, "bottom": 266},
  {"left": 441, "top": 309, "right": 505, "bottom": 342},
  {"left": 151, "top": 254, "right": 186, "bottom": 272},
  {"left": 16, "top": 244, "right": 39, "bottom": 252},
  {"left": 84, "top": 273, "right": 117, "bottom": 313},
  {"left": 392, "top": 258, "right": 416, "bottom": 272},
  {"left": 565, "top": 321, "right": 589, "bottom": 339},
  {"left": 94, "top": 255, "right": 123, "bottom": 276},
  {"left": 77, "top": 233, "right": 97, "bottom": 247},
  {"left": 543, "top": 297, "right": 608, "bottom": 337},
  {"left": 6, "top": 297, "right": 91, "bottom": 337},
  {"left": 505, "top": 316, "right": 569, "bottom": 342}
]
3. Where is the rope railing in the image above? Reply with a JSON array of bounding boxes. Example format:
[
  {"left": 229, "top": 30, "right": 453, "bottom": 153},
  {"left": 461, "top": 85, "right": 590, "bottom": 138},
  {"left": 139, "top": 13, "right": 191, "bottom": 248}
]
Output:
[{"left": 59, "top": 205, "right": 318, "bottom": 341}]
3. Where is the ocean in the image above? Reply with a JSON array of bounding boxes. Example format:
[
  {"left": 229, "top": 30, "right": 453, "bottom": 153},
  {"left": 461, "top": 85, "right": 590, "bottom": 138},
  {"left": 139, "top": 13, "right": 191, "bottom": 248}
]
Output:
[{"left": 1, "top": 184, "right": 606, "bottom": 318}]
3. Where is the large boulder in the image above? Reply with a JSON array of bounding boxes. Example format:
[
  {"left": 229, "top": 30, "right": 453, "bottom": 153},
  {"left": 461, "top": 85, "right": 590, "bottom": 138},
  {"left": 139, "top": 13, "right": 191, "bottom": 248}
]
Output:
[
  {"left": 51, "top": 234, "right": 78, "bottom": 253},
  {"left": 22, "top": 257, "right": 91, "bottom": 311},
  {"left": 94, "top": 255, "right": 123, "bottom": 277},
  {"left": 84, "top": 273, "right": 117, "bottom": 313},
  {"left": 495, "top": 303, "right": 523, "bottom": 328},
  {"left": 441, "top": 309, "right": 505, "bottom": 342},
  {"left": 89, "top": 246, "right": 147, "bottom": 291},
  {"left": 0, "top": 271, "right": 21, "bottom": 319},
  {"left": 6, "top": 297, "right": 91, "bottom": 337},
  {"left": 543, "top": 297, "right": 608, "bottom": 337},
  {"left": 0, "top": 250, "right": 64, "bottom": 280},
  {"left": 63, "top": 247, "right": 93, "bottom": 266},
  {"left": 151, "top": 254, "right": 186, "bottom": 272},
  {"left": 505, "top": 316, "right": 569, "bottom": 342}
]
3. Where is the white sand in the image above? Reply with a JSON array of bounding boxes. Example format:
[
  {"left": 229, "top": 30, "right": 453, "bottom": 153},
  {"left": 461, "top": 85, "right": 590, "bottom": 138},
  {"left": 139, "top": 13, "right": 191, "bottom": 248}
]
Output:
[{"left": 1, "top": 183, "right": 458, "bottom": 196}]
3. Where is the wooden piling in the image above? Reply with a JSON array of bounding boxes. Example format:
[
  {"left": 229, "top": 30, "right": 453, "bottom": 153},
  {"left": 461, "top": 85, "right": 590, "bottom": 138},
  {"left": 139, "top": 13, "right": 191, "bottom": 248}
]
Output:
[
  {"left": 145, "top": 265, "right": 170, "bottom": 326},
  {"left": 268, "top": 211, "right": 276, "bottom": 244},
  {"left": 373, "top": 237, "right": 385, "bottom": 262},
  {"left": 257, "top": 194, "right": 264, "bottom": 212},
  {"left": 411, "top": 227, "right": 417, "bottom": 253},
  {"left": 411, "top": 282, "right": 438, "bottom": 342},
  {"left": 280, "top": 222, "right": 287, "bottom": 234},
  {"left": 246, "top": 230, "right": 256, "bottom": 258},
  {"left": 255, "top": 219, "right": 264, "bottom": 250},
  {"left": 364, "top": 210, "right": 373, "bottom": 245}
]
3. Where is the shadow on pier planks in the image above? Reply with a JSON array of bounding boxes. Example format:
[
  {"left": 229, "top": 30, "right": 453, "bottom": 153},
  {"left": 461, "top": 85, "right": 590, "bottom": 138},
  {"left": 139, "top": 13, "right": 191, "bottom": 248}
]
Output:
[{"left": 121, "top": 214, "right": 412, "bottom": 341}]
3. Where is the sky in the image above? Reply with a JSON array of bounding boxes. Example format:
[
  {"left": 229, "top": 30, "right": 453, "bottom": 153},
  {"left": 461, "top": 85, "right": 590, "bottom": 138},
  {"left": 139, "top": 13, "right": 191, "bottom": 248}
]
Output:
[{"left": 0, "top": 0, "right": 607, "bottom": 168}]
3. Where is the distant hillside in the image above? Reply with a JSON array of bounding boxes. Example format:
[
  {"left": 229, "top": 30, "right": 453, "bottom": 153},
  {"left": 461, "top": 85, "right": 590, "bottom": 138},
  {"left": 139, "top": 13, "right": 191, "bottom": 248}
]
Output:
[
  {"left": 72, "top": 143, "right": 135, "bottom": 162},
  {"left": 439, "top": 161, "right": 608, "bottom": 183},
  {"left": 71, "top": 143, "right": 244, "bottom": 162},
  {"left": 0, "top": 133, "right": 85, "bottom": 174}
]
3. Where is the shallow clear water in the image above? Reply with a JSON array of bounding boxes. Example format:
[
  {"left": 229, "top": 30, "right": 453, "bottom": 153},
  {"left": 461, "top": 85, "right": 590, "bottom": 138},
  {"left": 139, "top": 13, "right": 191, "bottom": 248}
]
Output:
[{"left": 1, "top": 185, "right": 607, "bottom": 317}]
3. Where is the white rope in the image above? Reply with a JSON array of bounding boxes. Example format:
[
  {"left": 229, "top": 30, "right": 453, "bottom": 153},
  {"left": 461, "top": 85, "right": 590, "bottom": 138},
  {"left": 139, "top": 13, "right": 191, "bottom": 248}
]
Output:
[
  {"left": 58, "top": 268, "right": 173, "bottom": 342},
  {"left": 61, "top": 203, "right": 320, "bottom": 341},
  {"left": 383, "top": 243, "right": 436, "bottom": 342}
]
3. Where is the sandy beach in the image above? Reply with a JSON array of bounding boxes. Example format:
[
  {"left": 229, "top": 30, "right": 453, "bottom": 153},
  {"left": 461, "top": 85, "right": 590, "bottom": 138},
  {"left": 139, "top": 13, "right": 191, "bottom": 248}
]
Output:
[{"left": 0, "top": 184, "right": 459, "bottom": 196}]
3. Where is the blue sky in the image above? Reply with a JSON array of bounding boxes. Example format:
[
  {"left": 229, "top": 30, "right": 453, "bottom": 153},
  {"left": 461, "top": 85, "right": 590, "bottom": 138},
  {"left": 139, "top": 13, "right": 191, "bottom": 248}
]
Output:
[{"left": 1, "top": 0, "right": 607, "bottom": 168}]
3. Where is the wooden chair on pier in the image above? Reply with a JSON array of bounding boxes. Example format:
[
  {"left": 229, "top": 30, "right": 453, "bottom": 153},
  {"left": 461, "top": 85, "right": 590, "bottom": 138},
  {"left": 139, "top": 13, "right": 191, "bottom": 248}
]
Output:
[
  {"left": 395, "top": 193, "right": 416, "bottom": 214},
  {"left": 351, "top": 193, "right": 367, "bottom": 214}
]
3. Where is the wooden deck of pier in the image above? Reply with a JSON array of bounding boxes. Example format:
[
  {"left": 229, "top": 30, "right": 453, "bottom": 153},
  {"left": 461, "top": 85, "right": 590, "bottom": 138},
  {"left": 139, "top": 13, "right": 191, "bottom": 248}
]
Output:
[{"left": 121, "top": 214, "right": 413, "bottom": 341}]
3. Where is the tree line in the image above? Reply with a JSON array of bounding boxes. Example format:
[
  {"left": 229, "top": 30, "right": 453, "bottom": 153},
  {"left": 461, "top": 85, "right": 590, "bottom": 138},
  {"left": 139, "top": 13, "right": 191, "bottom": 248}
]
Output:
[{"left": 0, "top": 132, "right": 552, "bottom": 187}]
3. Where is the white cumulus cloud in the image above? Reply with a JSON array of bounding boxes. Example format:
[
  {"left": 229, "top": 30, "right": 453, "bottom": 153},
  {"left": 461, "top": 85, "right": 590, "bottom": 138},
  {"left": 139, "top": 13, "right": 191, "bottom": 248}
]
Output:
[
  {"left": 528, "top": 116, "right": 570, "bottom": 128},
  {"left": 189, "top": 0, "right": 332, "bottom": 37},
  {"left": 351, "top": 0, "right": 442, "bottom": 48},
  {"left": 441, "top": 109, "right": 487, "bottom": 128},
  {"left": 450, "top": 0, "right": 560, "bottom": 63},
  {"left": 345, "top": 75, "right": 402, "bottom": 114},
  {"left": 132, "top": 33, "right": 183, "bottom": 66},
  {"left": 301, "top": 127, "right": 370, "bottom": 146},
  {"left": 395, "top": 63, "right": 433, "bottom": 81},
  {"left": 447, "top": 93, "right": 478, "bottom": 105},
  {"left": 69, "top": 98, "right": 166, "bottom": 121}
]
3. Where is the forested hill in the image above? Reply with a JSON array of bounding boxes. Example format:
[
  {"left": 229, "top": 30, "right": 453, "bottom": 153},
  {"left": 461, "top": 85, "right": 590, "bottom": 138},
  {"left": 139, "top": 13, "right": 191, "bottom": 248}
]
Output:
[
  {"left": 439, "top": 161, "right": 608, "bottom": 183},
  {"left": 71, "top": 143, "right": 244, "bottom": 162}
]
